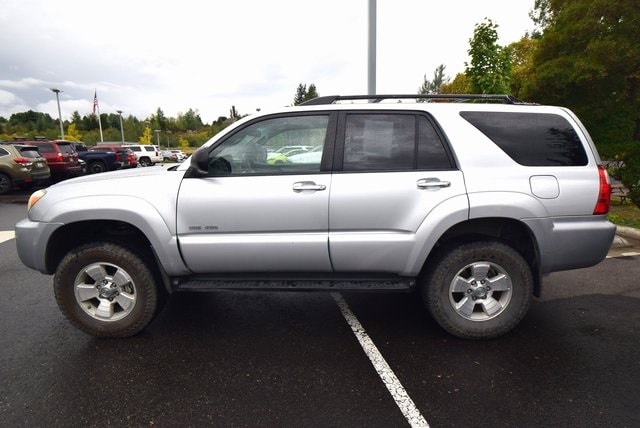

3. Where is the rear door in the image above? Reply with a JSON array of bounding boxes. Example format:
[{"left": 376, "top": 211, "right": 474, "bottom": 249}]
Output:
[
  {"left": 328, "top": 111, "right": 466, "bottom": 273},
  {"left": 177, "top": 113, "right": 336, "bottom": 273}
]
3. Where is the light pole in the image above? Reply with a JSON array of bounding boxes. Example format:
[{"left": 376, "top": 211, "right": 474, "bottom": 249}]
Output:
[
  {"left": 116, "top": 110, "right": 125, "bottom": 144},
  {"left": 154, "top": 129, "right": 161, "bottom": 146},
  {"left": 166, "top": 130, "right": 172, "bottom": 150},
  {"left": 50, "top": 88, "right": 65, "bottom": 139}
]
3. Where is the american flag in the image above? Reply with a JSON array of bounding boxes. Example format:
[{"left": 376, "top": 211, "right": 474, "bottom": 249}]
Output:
[{"left": 92, "top": 90, "right": 98, "bottom": 115}]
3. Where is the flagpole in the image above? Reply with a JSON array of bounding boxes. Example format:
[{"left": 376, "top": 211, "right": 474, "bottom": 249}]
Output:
[{"left": 93, "top": 89, "right": 104, "bottom": 142}]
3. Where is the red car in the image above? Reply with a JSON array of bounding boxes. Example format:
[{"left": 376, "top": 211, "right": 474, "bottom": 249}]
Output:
[{"left": 25, "top": 140, "right": 82, "bottom": 181}]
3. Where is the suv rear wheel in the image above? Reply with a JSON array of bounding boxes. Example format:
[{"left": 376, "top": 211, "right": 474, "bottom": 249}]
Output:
[
  {"left": 54, "top": 242, "right": 163, "bottom": 338},
  {"left": 422, "top": 241, "right": 533, "bottom": 339},
  {"left": 139, "top": 157, "right": 152, "bottom": 167}
]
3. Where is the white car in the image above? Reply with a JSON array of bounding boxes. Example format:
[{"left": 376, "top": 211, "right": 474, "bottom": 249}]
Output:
[{"left": 123, "top": 144, "right": 163, "bottom": 166}]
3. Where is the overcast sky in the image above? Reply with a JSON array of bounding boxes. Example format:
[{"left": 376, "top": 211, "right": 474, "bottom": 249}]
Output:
[{"left": 0, "top": 0, "right": 535, "bottom": 124}]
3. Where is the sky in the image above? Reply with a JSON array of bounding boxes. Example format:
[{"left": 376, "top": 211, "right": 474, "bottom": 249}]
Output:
[{"left": 0, "top": 0, "right": 536, "bottom": 124}]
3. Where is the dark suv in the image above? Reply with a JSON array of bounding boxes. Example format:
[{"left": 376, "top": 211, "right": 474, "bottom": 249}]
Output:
[{"left": 27, "top": 140, "right": 82, "bottom": 181}]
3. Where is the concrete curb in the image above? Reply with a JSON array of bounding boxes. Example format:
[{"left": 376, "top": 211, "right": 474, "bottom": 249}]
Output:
[{"left": 612, "top": 225, "right": 640, "bottom": 248}]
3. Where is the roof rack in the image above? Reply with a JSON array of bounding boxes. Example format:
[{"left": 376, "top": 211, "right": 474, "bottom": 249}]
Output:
[{"left": 300, "top": 94, "right": 527, "bottom": 106}]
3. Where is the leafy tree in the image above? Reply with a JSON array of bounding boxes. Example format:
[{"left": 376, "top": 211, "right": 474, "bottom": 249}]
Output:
[
  {"left": 508, "top": 36, "right": 538, "bottom": 99},
  {"left": 293, "top": 83, "right": 320, "bottom": 105},
  {"left": 465, "top": 19, "right": 512, "bottom": 94},
  {"left": 152, "top": 107, "right": 167, "bottom": 132},
  {"left": 65, "top": 123, "right": 82, "bottom": 141},
  {"left": 139, "top": 126, "right": 153, "bottom": 145},
  {"left": 418, "top": 64, "right": 449, "bottom": 96},
  {"left": 440, "top": 73, "right": 472, "bottom": 94}
]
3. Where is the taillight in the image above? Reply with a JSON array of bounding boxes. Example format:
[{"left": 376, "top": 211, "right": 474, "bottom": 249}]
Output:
[
  {"left": 14, "top": 157, "right": 32, "bottom": 166},
  {"left": 593, "top": 165, "right": 611, "bottom": 215},
  {"left": 56, "top": 152, "right": 64, "bottom": 162}
]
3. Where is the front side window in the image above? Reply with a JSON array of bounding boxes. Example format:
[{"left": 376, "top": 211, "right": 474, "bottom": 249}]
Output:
[{"left": 207, "top": 115, "right": 329, "bottom": 176}]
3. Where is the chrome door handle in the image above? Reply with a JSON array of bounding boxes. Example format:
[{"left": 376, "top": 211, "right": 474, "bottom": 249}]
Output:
[
  {"left": 293, "top": 181, "right": 327, "bottom": 192},
  {"left": 417, "top": 178, "right": 451, "bottom": 189}
]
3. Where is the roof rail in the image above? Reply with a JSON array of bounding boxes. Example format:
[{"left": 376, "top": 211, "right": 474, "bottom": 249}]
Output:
[{"left": 300, "top": 94, "right": 528, "bottom": 106}]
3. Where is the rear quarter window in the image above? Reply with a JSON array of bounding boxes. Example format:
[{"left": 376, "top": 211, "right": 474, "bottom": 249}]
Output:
[{"left": 460, "top": 111, "right": 588, "bottom": 166}]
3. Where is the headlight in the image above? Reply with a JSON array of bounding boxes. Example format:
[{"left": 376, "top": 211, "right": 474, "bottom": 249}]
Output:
[{"left": 27, "top": 189, "right": 47, "bottom": 212}]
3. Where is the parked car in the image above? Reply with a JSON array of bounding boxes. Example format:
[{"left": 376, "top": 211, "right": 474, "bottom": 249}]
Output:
[
  {"left": 15, "top": 94, "right": 616, "bottom": 339},
  {"left": 123, "top": 144, "right": 162, "bottom": 166},
  {"left": 0, "top": 143, "right": 50, "bottom": 194},
  {"left": 68, "top": 141, "right": 124, "bottom": 174},
  {"left": 170, "top": 150, "right": 187, "bottom": 162},
  {"left": 25, "top": 140, "right": 82, "bottom": 181},
  {"left": 88, "top": 145, "right": 137, "bottom": 169},
  {"left": 14, "top": 144, "right": 51, "bottom": 187}
]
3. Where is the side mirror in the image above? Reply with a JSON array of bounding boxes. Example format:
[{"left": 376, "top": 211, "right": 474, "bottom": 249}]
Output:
[{"left": 187, "top": 148, "right": 209, "bottom": 177}]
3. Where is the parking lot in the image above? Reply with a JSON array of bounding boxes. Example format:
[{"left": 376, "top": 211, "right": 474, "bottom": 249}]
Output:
[{"left": 1, "top": 201, "right": 639, "bottom": 427}]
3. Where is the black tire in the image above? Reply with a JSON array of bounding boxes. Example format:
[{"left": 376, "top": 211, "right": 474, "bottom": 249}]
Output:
[
  {"left": 139, "top": 158, "right": 151, "bottom": 167},
  {"left": 0, "top": 173, "right": 12, "bottom": 195},
  {"left": 421, "top": 241, "right": 533, "bottom": 339},
  {"left": 54, "top": 242, "right": 162, "bottom": 338},
  {"left": 88, "top": 161, "right": 106, "bottom": 174}
]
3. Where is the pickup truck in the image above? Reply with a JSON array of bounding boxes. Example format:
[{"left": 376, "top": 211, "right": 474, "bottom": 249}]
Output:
[
  {"left": 70, "top": 142, "right": 123, "bottom": 174},
  {"left": 14, "top": 94, "right": 616, "bottom": 340}
]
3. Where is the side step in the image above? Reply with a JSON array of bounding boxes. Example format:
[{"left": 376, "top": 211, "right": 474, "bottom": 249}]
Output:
[{"left": 174, "top": 276, "right": 415, "bottom": 292}]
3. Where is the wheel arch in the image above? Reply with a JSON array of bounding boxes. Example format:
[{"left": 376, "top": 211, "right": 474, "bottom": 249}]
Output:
[
  {"left": 45, "top": 220, "right": 174, "bottom": 293},
  {"left": 423, "top": 217, "right": 542, "bottom": 296}
]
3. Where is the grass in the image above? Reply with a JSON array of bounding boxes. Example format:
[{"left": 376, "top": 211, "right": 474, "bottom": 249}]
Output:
[{"left": 608, "top": 197, "right": 640, "bottom": 229}]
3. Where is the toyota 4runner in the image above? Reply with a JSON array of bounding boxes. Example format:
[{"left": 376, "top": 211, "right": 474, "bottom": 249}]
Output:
[{"left": 14, "top": 94, "right": 616, "bottom": 339}]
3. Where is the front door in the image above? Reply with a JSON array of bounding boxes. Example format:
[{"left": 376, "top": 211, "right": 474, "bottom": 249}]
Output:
[{"left": 177, "top": 114, "right": 334, "bottom": 273}]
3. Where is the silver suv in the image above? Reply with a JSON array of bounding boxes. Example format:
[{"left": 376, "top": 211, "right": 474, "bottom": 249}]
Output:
[{"left": 15, "top": 94, "right": 616, "bottom": 339}]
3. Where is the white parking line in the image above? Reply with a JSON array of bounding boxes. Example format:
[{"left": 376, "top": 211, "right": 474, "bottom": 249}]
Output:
[
  {"left": 332, "top": 293, "right": 429, "bottom": 428},
  {"left": 0, "top": 230, "right": 15, "bottom": 244}
]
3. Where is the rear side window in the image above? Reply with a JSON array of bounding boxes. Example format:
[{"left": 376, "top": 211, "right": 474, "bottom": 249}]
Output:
[
  {"left": 145, "top": 147, "right": 156, "bottom": 152},
  {"left": 460, "top": 111, "right": 588, "bottom": 166},
  {"left": 0, "top": 147, "right": 9, "bottom": 157},
  {"left": 342, "top": 113, "right": 453, "bottom": 172},
  {"left": 35, "top": 143, "right": 54, "bottom": 153}
]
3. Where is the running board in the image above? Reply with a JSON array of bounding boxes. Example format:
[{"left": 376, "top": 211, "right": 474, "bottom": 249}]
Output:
[{"left": 174, "top": 277, "right": 415, "bottom": 292}]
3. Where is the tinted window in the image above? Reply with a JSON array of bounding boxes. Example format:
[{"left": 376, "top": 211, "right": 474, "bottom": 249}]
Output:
[
  {"left": 0, "top": 147, "right": 8, "bottom": 157},
  {"left": 57, "top": 144, "right": 75, "bottom": 154},
  {"left": 343, "top": 114, "right": 414, "bottom": 171},
  {"left": 34, "top": 143, "right": 54, "bottom": 153},
  {"left": 145, "top": 147, "right": 156, "bottom": 152},
  {"left": 460, "top": 111, "right": 588, "bottom": 166},
  {"left": 418, "top": 116, "right": 454, "bottom": 170},
  {"left": 208, "top": 115, "right": 329, "bottom": 176},
  {"left": 19, "top": 147, "right": 42, "bottom": 158}
]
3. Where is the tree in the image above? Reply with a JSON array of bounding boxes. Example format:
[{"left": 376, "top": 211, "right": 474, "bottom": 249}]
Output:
[
  {"left": 440, "top": 73, "right": 472, "bottom": 94},
  {"left": 465, "top": 19, "right": 512, "bottom": 94},
  {"left": 293, "top": 83, "right": 320, "bottom": 105},
  {"left": 139, "top": 126, "right": 153, "bottom": 145},
  {"left": 65, "top": 123, "right": 82, "bottom": 141},
  {"left": 508, "top": 36, "right": 538, "bottom": 99},
  {"left": 418, "top": 64, "right": 450, "bottom": 96},
  {"left": 528, "top": 0, "right": 640, "bottom": 143}
]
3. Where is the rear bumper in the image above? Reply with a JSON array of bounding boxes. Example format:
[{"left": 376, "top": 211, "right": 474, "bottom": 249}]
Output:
[{"left": 524, "top": 215, "right": 616, "bottom": 274}]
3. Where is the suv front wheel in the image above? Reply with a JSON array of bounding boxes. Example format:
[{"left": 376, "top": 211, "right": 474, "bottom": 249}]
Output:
[
  {"left": 54, "top": 242, "right": 163, "bottom": 338},
  {"left": 422, "top": 241, "right": 533, "bottom": 339}
]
